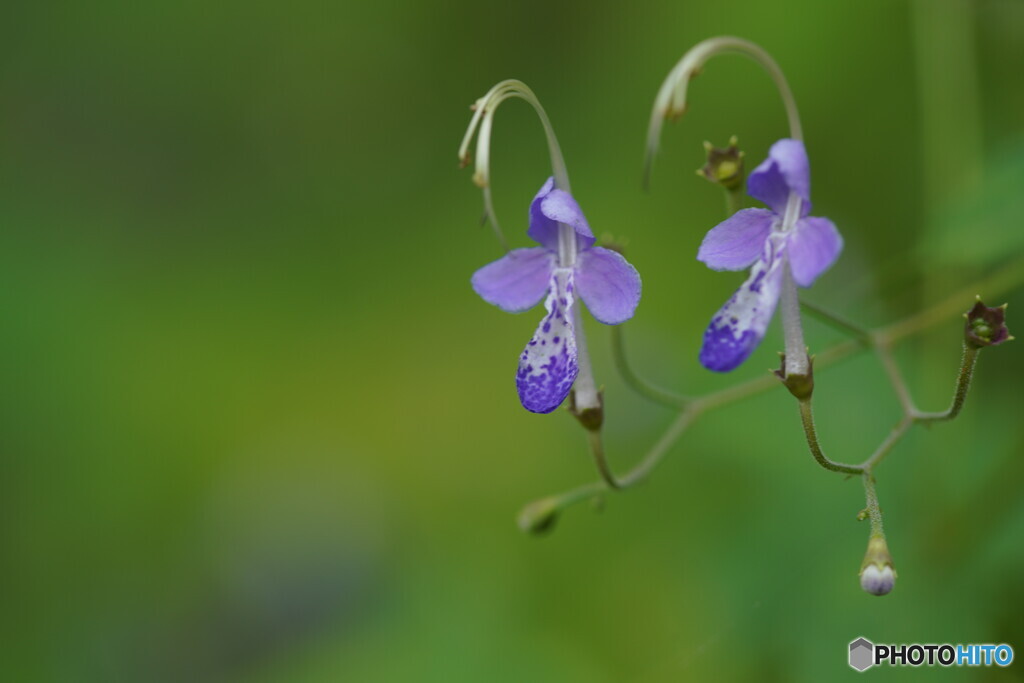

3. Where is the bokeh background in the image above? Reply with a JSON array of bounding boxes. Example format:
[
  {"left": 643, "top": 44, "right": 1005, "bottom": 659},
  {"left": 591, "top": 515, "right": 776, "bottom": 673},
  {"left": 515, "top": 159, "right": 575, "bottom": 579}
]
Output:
[{"left": 2, "top": 1, "right": 1022, "bottom": 681}]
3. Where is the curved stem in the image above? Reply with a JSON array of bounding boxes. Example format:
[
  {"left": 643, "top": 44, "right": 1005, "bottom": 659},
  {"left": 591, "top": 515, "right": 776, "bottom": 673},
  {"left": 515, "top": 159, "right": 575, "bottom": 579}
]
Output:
[
  {"left": 610, "top": 325, "right": 691, "bottom": 409},
  {"left": 797, "top": 399, "right": 864, "bottom": 474},
  {"left": 645, "top": 36, "right": 803, "bottom": 186},
  {"left": 913, "top": 344, "right": 979, "bottom": 422},
  {"left": 800, "top": 300, "right": 871, "bottom": 342},
  {"left": 459, "top": 80, "right": 572, "bottom": 252},
  {"left": 522, "top": 260, "right": 1023, "bottom": 530},
  {"left": 874, "top": 338, "right": 915, "bottom": 415},
  {"left": 859, "top": 416, "right": 913, "bottom": 471}
]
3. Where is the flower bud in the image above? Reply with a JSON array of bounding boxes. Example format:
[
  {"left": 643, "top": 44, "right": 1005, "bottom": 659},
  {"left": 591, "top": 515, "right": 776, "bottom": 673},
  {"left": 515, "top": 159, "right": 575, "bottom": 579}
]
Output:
[
  {"left": 859, "top": 536, "right": 896, "bottom": 596},
  {"left": 964, "top": 299, "right": 1012, "bottom": 348},
  {"left": 697, "top": 136, "right": 745, "bottom": 191},
  {"left": 517, "top": 497, "right": 560, "bottom": 535}
]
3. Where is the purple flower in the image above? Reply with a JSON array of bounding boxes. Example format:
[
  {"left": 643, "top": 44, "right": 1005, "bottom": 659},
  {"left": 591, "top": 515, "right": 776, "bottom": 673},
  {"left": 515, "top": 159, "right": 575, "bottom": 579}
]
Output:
[
  {"left": 472, "top": 178, "right": 642, "bottom": 413},
  {"left": 697, "top": 139, "right": 843, "bottom": 372}
]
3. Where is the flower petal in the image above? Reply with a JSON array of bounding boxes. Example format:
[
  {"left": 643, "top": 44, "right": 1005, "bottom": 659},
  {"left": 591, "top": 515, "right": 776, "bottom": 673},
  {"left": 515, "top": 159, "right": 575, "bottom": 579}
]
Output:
[
  {"left": 699, "top": 255, "right": 784, "bottom": 372},
  {"left": 788, "top": 216, "right": 843, "bottom": 287},
  {"left": 747, "top": 139, "right": 811, "bottom": 215},
  {"left": 574, "top": 247, "right": 642, "bottom": 325},
  {"left": 516, "top": 269, "right": 579, "bottom": 413},
  {"left": 471, "top": 247, "right": 556, "bottom": 313},
  {"left": 697, "top": 208, "right": 776, "bottom": 271},
  {"left": 528, "top": 177, "right": 596, "bottom": 251}
]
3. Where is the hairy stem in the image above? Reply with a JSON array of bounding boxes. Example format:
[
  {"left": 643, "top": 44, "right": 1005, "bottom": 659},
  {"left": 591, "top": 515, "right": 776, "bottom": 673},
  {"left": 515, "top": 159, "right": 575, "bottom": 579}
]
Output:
[{"left": 913, "top": 343, "right": 979, "bottom": 422}]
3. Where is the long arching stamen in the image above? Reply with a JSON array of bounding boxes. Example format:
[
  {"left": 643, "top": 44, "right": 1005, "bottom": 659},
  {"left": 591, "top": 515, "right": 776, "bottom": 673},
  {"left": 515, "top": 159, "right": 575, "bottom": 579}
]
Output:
[
  {"left": 645, "top": 36, "right": 802, "bottom": 187},
  {"left": 459, "top": 80, "right": 574, "bottom": 264}
]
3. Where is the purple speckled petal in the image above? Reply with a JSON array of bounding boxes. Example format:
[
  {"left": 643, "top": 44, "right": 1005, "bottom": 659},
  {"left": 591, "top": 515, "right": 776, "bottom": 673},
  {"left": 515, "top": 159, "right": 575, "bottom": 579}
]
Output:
[
  {"left": 471, "top": 247, "right": 556, "bottom": 313},
  {"left": 699, "top": 251, "right": 784, "bottom": 372},
  {"left": 697, "top": 208, "right": 776, "bottom": 271},
  {"left": 516, "top": 268, "right": 579, "bottom": 413},
  {"left": 574, "top": 247, "right": 642, "bottom": 325},
  {"left": 788, "top": 216, "right": 843, "bottom": 287},
  {"left": 528, "top": 177, "right": 596, "bottom": 251},
  {"left": 747, "top": 139, "right": 811, "bottom": 215}
]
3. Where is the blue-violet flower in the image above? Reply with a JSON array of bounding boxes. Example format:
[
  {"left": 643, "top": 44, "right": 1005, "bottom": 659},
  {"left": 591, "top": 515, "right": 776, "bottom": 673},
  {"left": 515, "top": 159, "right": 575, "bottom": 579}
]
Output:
[
  {"left": 697, "top": 139, "right": 842, "bottom": 372},
  {"left": 472, "top": 178, "right": 642, "bottom": 413}
]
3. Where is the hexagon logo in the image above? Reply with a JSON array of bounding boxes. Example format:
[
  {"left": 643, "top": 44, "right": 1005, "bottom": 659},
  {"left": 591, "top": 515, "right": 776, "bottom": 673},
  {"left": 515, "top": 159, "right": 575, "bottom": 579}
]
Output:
[{"left": 849, "top": 637, "right": 874, "bottom": 671}]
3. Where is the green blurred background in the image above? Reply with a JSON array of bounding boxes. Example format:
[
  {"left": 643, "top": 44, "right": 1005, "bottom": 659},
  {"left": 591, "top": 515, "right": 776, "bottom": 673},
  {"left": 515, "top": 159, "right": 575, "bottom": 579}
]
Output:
[{"left": 1, "top": 1, "right": 1022, "bottom": 681}]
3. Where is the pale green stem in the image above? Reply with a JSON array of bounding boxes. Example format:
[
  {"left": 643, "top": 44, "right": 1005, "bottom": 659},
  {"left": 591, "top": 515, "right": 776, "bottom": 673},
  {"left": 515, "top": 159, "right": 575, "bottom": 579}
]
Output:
[
  {"left": 861, "top": 471, "right": 886, "bottom": 541},
  {"left": 521, "top": 259, "right": 1022, "bottom": 528},
  {"left": 609, "top": 325, "right": 690, "bottom": 409},
  {"left": 797, "top": 399, "right": 864, "bottom": 475}
]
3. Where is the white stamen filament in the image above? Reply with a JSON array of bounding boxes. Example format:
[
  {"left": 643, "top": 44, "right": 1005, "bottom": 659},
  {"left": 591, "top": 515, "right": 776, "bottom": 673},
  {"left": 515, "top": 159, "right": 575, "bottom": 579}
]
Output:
[{"left": 645, "top": 36, "right": 803, "bottom": 186}]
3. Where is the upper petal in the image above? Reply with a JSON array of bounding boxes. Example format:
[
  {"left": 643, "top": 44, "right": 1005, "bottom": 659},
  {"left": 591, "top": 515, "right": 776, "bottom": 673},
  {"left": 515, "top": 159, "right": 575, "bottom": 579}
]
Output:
[
  {"left": 575, "top": 247, "right": 642, "bottom": 325},
  {"left": 698, "top": 254, "right": 784, "bottom": 372},
  {"left": 788, "top": 216, "right": 843, "bottom": 287},
  {"left": 516, "top": 269, "right": 579, "bottom": 413},
  {"left": 747, "top": 139, "right": 811, "bottom": 215},
  {"left": 697, "top": 208, "right": 776, "bottom": 271},
  {"left": 471, "top": 247, "right": 555, "bottom": 312},
  {"left": 528, "top": 177, "right": 596, "bottom": 251}
]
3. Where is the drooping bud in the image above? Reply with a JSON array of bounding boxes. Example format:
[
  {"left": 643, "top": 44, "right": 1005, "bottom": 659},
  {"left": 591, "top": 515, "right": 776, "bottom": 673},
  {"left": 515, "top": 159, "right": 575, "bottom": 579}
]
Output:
[
  {"left": 697, "top": 136, "right": 745, "bottom": 191},
  {"left": 859, "top": 536, "right": 896, "bottom": 596},
  {"left": 517, "top": 497, "right": 560, "bottom": 535},
  {"left": 964, "top": 299, "right": 1012, "bottom": 348}
]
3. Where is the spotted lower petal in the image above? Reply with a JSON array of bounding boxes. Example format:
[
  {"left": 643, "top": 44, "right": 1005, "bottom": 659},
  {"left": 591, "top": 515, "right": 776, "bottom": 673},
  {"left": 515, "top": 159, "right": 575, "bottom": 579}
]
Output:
[
  {"left": 699, "top": 253, "right": 784, "bottom": 372},
  {"left": 516, "top": 268, "right": 579, "bottom": 413}
]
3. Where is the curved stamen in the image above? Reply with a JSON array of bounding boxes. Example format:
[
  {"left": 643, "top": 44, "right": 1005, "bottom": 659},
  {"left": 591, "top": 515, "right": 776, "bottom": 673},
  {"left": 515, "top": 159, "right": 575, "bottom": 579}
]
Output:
[{"left": 645, "top": 36, "right": 803, "bottom": 187}]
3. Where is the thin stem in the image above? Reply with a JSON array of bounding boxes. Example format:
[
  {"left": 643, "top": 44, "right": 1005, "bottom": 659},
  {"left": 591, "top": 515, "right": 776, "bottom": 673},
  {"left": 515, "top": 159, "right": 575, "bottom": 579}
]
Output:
[
  {"left": 522, "top": 263, "right": 1023, "bottom": 529},
  {"left": 571, "top": 304, "right": 600, "bottom": 411},
  {"left": 797, "top": 400, "right": 864, "bottom": 474},
  {"left": 724, "top": 187, "right": 743, "bottom": 217},
  {"left": 859, "top": 416, "right": 913, "bottom": 471},
  {"left": 913, "top": 344, "right": 979, "bottom": 422},
  {"left": 609, "top": 325, "right": 690, "bottom": 409},
  {"left": 800, "top": 300, "right": 871, "bottom": 342},
  {"left": 646, "top": 36, "right": 802, "bottom": 187},
  {"left": 874, "top": 338, "right": 915, "bottom": 415},
  {"left": 459, "top": 80, "right": 571, "bottom": 250},
  {"left": 587, "top": 430, "right": 622, "bottom": 490},
  {"left": 861, "top": 472, "right": 886, "bottom": 540},
  {"left": 779, "top": 260, "right": 808, "bottom": 377}
]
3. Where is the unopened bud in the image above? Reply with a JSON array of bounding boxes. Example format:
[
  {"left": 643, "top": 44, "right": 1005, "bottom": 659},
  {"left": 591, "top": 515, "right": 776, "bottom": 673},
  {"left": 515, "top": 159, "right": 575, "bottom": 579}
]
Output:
[
  {"left": 964, "top": 298, "right": 1012, "bottom": 348},
  {"left": 517, "top": 497, "right": 560, "bottom": 535},
  {"left": 697, "top": 136, "right": 745, "bottom": 191},
  {"left": 859, "top": 536, "right": 896, "bottom": 596}
]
